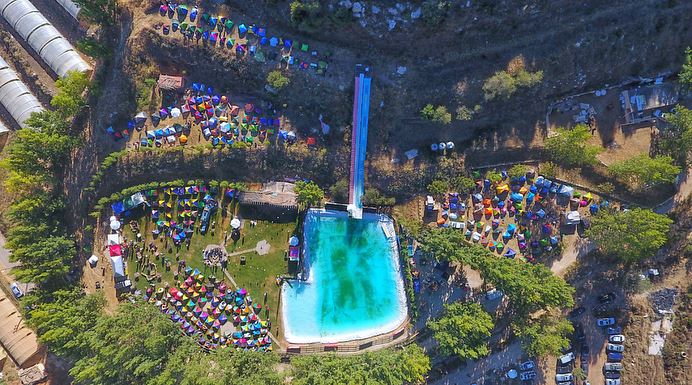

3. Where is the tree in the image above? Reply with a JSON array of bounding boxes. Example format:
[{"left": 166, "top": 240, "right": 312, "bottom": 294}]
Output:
[
  {"left": 73, "top": 0, "right": 118, "bottom": 26},
  {"left": 680, "top": 47, "right": 692, "bottom": 91},
  {"left": 545, "top": 125, "right": 602, "bottom": 167},
  {"left": 289, "top": 345, "right": 430, "bottom": 385},
  {"left": 295, "top": 181, "right": 324, "bottom": 207},
  {"left": 483, "top": 71, "right": 517, "bottom": 100},
  {"left": 421, "top": 104, "right": 452, "bottom": 124},
  {"left": 51, "top": 71, "right": 90, "bottom": 117},
  {"left": 451, "top": 175, "right": 476, "bottom": 193},
  {"left": 428, "top": 302, "right": 494, "bottom": 360},
  {"left": 362, "top": 188, "right": 395, "bottom": 206},
  {"left": 515, "top": 313, "right": 574, "bottom": 357},
  {"left": 485, "top": 170, "right": 503, "bottom": 184},
  {"left": 27, "top": 291, "right": 106, "bottom": 358},
  {"left": 586, "top": 208, "right": 672, "bottom": 264},
  {"left": 69, "top": 303, "right": 185, "bottom": 385},
  {"left": 267, "top": 70, "right": 291, "bottom": 90},
  {"left": 151, "top": 341, "right": 283, "bottom": 385},
  {"left": 329, "top": 179, "right": 349, "bottom": 203},
  {"left": 289, "top": 1, "right": 322, "bottom": 31},
  {"left": 421, "top": 0, "right": 451, "bottom": 24},
  {"left": 427, "top": 179, "right": 449, "bottom": 198},
  {"left": 10, "top": 236, "right": 75, "bottom": 289},
  {"left": 610, "top": 155, "right": 681, "bottom": 188},
  {"left": 661, "top": 105, "right": 692, "bottom": 165}
]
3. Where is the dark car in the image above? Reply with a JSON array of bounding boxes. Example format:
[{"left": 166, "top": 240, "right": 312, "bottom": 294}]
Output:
[
  {"left": 557, "top": 365, "right": 572, "bottom": 374},
  {"left": 580, "top": 360, "right": 589, "bottom": 373},
  {"left": 569, "top": 306, "right": 586, "bottom": 318},
  {"left": 598, "top": 292, "right": 616, "bottom": 304},
  {"left": 607, "top": 327, "right": 623, "bottom": 335},
  {"left": 605, "top": 371, "right": 621, "bottom": 379},
  {"left": 607, "top": 352, "right": 623, "bottom": 362},
  {"left": 575, "top": 324, "right": 586, "bottom": 343}
]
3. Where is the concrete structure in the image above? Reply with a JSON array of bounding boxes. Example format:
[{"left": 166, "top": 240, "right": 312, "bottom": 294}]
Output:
[
  {"left": 54, "top": 0, "right": 79, "bottom": 20},
  {"left": 347, "top": 65, "right": 372, "bottom": 219},
  {"left": 620, "top": 82, "right": 679, "bottom": 126},
  {"left": 0, "top": 0, "right": 90, "bottom": 77}
]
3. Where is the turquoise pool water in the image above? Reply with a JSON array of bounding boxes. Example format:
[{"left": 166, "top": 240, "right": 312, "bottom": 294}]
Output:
[{"left": 281, "top": 210, "right": 407, "bottom": 343}]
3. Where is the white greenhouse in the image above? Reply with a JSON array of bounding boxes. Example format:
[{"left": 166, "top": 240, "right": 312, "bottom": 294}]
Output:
[
  {"left": 55, "top": 0, "right": 79, "bottom": 20},
  {"left": 0, "top": 0, "right": 90, "bottom": 77},
  {"left": 0, "top": 55, "right": 44, "bottom": 128}
]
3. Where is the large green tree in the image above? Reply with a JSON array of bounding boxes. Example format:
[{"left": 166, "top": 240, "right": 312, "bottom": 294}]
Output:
[
  {"left": 151, "top": 342, "right": 283, "bottom": 385},
  {"left": 545, "top": 125, "right": 602, "bottom": 167},
  {"left": 515, "top": 312, "right": 574, "bottom": 357},
  {"left": 27, "top": 291, "right": 106, "bottom": 358},
  {"left": 610, "top": 155, "right": 681, "bottom": 188},
  {"left": 586, "top": 208, "right": 672, "bottom": 264},
  {"left": 680, "top": 47, "right": 692, "bottom": 91},
  {"left": 661, "top": 105, "right": 692, "bottom": 165},
  {"left": 10, "top": 236, "right": 75, "bottom": 288},
  {"left": 295, "top": 180, "right": 324, "bottom": 207},
  {"left": 290, "top": 345, "right": 430, "bottom": 385},
  {"left": 51, "top": 71, "right": 90, "bottom": 117},
  {"left": 69, "top": 303, "right": 185, "bottom": 385},
  {"left": 428, "top": 302, "right": 494, "bottom": 360},
  {"left": 73, "top": 0, "right": 118, "bottom": 26}
]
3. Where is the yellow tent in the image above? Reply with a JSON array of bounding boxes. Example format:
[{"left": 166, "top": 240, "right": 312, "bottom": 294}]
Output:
[{"left": 496, "top": 184, "right": 510, "bottom": 194}]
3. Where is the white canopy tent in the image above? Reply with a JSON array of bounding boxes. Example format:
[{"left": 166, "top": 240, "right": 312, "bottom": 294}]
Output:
[
  {"left": 0, "top": 55, "right": 43, "bottom": 128},
  {"left": 0, "top": 0, "right": 90, "bottom": 77}
]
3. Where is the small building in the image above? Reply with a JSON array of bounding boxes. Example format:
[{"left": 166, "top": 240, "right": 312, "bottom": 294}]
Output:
[
  {"left": 620, "top": 83, "right": 679, "bottom": 126},
  {"left": 157, "top": 74, "right": 184, "bottom": 92},
  {"left": 0, "top": 291, "right": 43, "bottom": 368}
]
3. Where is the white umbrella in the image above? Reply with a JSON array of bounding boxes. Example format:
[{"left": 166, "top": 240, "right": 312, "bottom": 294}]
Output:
[
  {"left": 446, "top": 141, "right": 455, "bottom": 149},
  {"left": 231, "top": 218, "right": 241, "bottom": 229},
  {"left": 289, "top": 236, "right": 299, "bottom": 246},
  {"left": 439, "top": 142, "right": 447, "bottom": 150},
  {"left": 506, "top": 369, "right": 518, "bottom": 379},
  {"left": 170, "top": 107, "right": 182, "bottom": 118},
  {"left": 110, "top": 220, "right": 121, "bottom": 231}
]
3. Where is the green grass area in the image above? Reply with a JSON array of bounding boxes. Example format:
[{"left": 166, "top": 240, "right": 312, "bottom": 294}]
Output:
[{"left": 122, "top": 200, "right": 296, "bottom": 330}]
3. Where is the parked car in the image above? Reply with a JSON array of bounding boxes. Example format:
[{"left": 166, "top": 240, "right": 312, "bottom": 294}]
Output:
[
  {"left": 598, "top": 292, "right": 616, "bottom": 304},
  {"left": 607, "top": 352, "right": 623, "bottom": 361},
  {"left": 607, "top": 326, "right": 622, "bottom": 335},
  {"left": 559, "top": 352, "right": 575, "bottom": 364},
  {"left": 569, "top": 306, "right": 586, "bottom": 318},
  {"left": 519, "top": 371, "right": 536, "bottom": 381},
  {"left": 575, "top": 323, "right": 586, "bottom": 342},
  {"left": 519, "top": 360, "right": 535, "bottom": 371},
  {"left": 557, "top": 365, "right": 572, "bottom": 374},
  {"left": 604, "top": 363, "right": 623, "bottom": 371},
  {"left": 557, "top": 382, "right": 574, "bottom": 385},
  {"left": 607, "top": 344, "right": 624, "bottom": 352},
  {"left": 605, "top": 371, "right": 621, "bottom": 379},
  {"left": 10, "top": 282, "right": 23, "bottom": 299},
  {"left": 606, "top": 380, "right": 621, "bottom": 385},
  {"left": 597, "top": 317, "right": 616, "bottom": 326},
  {"left": 609, "top": 335, "right": 625, "bottom": 343},
  {"left": 556, "top": 373, "right": 573, "bottom": 382},
  {"left": 580, "top": 360, "right": 588, "bottom": 373}
]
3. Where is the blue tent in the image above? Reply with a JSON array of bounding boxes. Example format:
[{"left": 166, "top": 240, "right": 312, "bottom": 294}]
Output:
[
  {"left": 550, "top": 236, "right": 560, "bottom": 246},
  {"left": 269, "top": 37, "right": 279, "bottom": 47},
  {"left": 507, "top": 223, "right": 517, "bottom": 234},
  {"left": 589, "top": 204, "right": 599, "bottom": 214},
  {"left": 504, "top": 248, "right": 517, "bottom": 258},
  {"left": 284, "top": 39, "right": 293, "bottom": 48},
  {"left": 472, "top": 193, "right": 483, "bottom": 202},
  {"left": 536, "top": 209, "right": 546, "bottom": 218},
  {"left": 260, "top": 37, "right": 268, "bottom": 45},
  {"left": 510, "top": 193, "right": 524, "bottom": 202},
  {"left": 558, "top": 185, "right": 574, "bottom": 199},
  {"left": 535, "top": 176, "right": 545, "bottom": 187},
  {"left": 112, "top": 201, "right": 125, "bottom": 215},
  {"left": 238, "top": 24, "right": 247, "bottom": 35}
]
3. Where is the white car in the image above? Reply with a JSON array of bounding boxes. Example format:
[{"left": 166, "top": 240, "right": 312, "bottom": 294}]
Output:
[
  {"left": 597, "top": 317, "right": 616, "bottom": 326},
  {"left": 519, "top": 371, "right": 536, "bottom": 381},
  {"left": 606, "top": 380, "right": 621, "bottom": 385},
  {"left": 607, "top": 343, "right": 624, "bottom": 352},
  {"left": 556, "top": 373, "right": 573, "bottom": 382},
  {"left": 559, "top": 352, "right": 575, "bottom": 364},
  {"left": 605, "top": 362, "right": 623, "bottom": 371},
  {"left": 609, "top": 335, "right": 625, "bottom": 343}
]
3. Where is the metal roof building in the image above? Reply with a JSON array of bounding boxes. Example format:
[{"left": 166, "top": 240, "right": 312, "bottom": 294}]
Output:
[
  {"left": 0, "top": 55, "right": 43, "bottom": 128},
  {"left": 54, "top": 0, "right": 79, "bottom": 20},
  {"left": 0, "top": 292, "right": 43, "bottom": 368},
  {"left": 0, "top": 0, "right": 90, "bottom": 77}
]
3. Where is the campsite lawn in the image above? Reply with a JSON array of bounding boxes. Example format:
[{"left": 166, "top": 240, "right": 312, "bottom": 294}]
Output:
[{"left": 123, "top": 203, "right": 297, "bottom": 332}]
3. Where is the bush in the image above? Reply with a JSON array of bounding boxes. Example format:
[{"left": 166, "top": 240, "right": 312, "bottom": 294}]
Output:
[
  {"left": 266, "top": 70, "right": 290, "bottom": 90},
  {"left": 427, "top": 179, "right": 449, "bottom": 197},
  {"left": 610, "top": 155, "right": 681, "bottom": 188},
  {"left": 76, "top": 37, "right": 111, "bottom": 59},
  {"left": 456, "top": 105, "right": 474, "bottom": 121},
  {"left": 328, "top": 179, "right": 349, "bottom": 203},
  {"left": 485, "top": 170, "right": 503, "bottom": 183},
  {"left": 290, "top": 1, "right": 321, "bottom": 31},
  {"left": 421, "top": 104, "right": 452, "bottom": 124},
  {"left": 451, "top": 176, "right": 476, "bottom": 193},
  {"left": 680, "top": 47, "right": 692, "bottom": 91},
  {"left": 362, "top": 188, "right": 395, "bottom": 206},
  {"left": 596, "top": 182, "right": 614, "bottom": 194},
  {"left": 422, "top": 1, "right": 451, "bottom": 24},
  {"left": 545, "top": 125, "right": 602, "bottom": 167},
  {"left": 483, "top": 56, "right": 543, "bottom": 100},
  {"left": 507, "top": 164, "right": 528, "bottom": 178},
  {"left": 539, "top": 161, "right": 559, "bottom": 178}
]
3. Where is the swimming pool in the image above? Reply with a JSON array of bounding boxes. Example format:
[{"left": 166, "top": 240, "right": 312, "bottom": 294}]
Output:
[{"left": 281, "top": 209, "right": 407, "bottom": 344}]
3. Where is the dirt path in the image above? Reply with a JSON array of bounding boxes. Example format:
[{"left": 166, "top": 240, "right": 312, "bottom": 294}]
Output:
[
  {"left": 430, "top": 340, "right": 524, "bottom": 385},
  {"left": 655, "top": 168, "right": 692, "bottom": 214},
  {"left": 549, "top": 236, "right": 596, "bottom": 278}
]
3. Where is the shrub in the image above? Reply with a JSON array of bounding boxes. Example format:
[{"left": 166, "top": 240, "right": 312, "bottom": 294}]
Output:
[
  {"left": 422, "top": 1, "right": 451, "bottom": 24},
  {"left": 456, "top": 105, "right": 474, "bottom": 121},
  {"left": 507, "top": 164, "right": 528, "bottom": 178},
  {"left": 421, "top": 104, "right": 452, "bottom": 124},
  {"left": 328, "top": 179, "right": 349, "bottom": 203},
  {"left": 289, "top": 1, "right": 321, "bottom": 31},
  {"left": 540, "top": 161, "right": 559, "bottom": 178},
  {"left": 545, "top": 125, "right": 602, "bottom": 167},
  {"left": 596, "top": 182, "right": 614, "bottom": 195},
  {"left": 266, "top": 70, "right": 290, "bottom": 90},
  {"left": 483, "top": 56, "right": 543, "bottom": 100},
  {"left": 610, "top": 155, "right": 681, "bottom": 188},
  {"left": 427, "top": 179, "right": 449, "bottom": 197}
]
